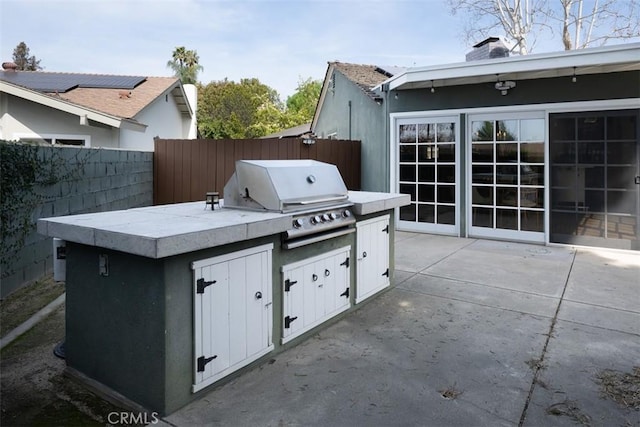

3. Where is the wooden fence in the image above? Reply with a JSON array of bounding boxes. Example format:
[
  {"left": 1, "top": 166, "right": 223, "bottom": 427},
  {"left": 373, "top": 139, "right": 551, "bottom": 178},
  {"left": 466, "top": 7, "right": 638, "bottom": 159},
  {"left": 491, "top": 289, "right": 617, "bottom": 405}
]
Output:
[{"left": 154, "top": 138, "right": 361, "bottom": 205}]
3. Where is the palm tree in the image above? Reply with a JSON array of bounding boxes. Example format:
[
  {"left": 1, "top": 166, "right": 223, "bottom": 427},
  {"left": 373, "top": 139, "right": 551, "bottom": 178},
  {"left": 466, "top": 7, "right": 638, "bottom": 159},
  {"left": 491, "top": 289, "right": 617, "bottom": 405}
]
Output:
[{"left": 167, "top": 46, "right": 203, "bottom": 84}]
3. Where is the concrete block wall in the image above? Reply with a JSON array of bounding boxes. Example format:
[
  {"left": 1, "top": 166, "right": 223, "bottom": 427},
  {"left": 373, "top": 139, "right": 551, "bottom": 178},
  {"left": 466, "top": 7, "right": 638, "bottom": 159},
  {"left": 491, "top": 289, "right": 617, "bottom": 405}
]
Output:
[{"left": 1, "top": 146, "right": 153, "bottom": 298}]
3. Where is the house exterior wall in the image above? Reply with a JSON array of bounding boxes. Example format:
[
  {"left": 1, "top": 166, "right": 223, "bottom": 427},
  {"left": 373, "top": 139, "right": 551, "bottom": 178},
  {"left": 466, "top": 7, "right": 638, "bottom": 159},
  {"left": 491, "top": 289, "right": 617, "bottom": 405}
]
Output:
[
  {"left": 388, "top": 71, "right": 639, "bottom": 114},
  {"left": 314, "top": 71, "right": 387, "bottom": 192},
  {"left": 121, "top": 91, "right": 189, "bottom": 151},
  {"left": 386, "top": 70, "right": 639, "bottom": 250},
  {"left": 0, "top": 93, "right": 117, "bottom": 147}
]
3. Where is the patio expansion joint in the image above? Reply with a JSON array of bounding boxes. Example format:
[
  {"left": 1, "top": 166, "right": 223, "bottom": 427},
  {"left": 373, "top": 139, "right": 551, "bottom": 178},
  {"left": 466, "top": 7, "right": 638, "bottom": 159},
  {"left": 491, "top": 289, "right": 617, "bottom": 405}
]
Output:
[
  {"left": 413, "top": 270, "right": 564, "bottom": 301},
  {"left": 415, "top": 238, "right": 479, "bottom": 274},
  {"left": 518, "top": 249, "right": 577, "bottom": 427},
  {"left": 394, "top": 285, "right": 556, "bottom": 320}
]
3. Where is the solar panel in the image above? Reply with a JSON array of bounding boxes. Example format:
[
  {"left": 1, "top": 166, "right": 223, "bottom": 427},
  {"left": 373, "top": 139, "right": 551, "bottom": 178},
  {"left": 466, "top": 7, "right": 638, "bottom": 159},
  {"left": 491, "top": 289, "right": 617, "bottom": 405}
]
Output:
[{"left": 0, "top": 71, "right": 147, "bottom": 93}]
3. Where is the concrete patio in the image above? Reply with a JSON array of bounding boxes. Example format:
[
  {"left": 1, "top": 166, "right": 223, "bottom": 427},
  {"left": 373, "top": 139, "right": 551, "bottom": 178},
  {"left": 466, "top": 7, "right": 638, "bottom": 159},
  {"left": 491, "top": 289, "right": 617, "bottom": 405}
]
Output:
[
  {"left": 1, "top": 232, "right": 638, "bottom": 426},
  {"left": 164, "top": 232, "right": 640, "bottom": 426}
]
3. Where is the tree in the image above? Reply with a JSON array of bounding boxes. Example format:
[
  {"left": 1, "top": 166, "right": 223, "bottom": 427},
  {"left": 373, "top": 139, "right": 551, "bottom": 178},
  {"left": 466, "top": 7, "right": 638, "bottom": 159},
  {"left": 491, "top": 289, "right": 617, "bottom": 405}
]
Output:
[
  {"left": 447, "top": 0, "right": 640, "bottom": 54},
  {"left": 12, "top": 42, "right": 42, "bottom": 71},
  {"left": 167, "top": 46, "right": 203, "bottom": 84},
  {"left": 197, "top": 78, "right": 281, "bottom": 139},
  {"left": 285, "top": 78, "right": 322, "bottom": 123},
  {"left": 555, "top": 0, "right": 640, "bottom": 50}
]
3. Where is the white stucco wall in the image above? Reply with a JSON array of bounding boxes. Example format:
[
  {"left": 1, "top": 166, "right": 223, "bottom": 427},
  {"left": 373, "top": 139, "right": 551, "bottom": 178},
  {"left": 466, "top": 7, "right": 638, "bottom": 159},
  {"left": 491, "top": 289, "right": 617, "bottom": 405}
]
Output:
[
  {"left": 0, "top": 93, "right": 117, "bottom": 147},
  {"left": 120, "top": 90, "right": 190, "bottom": 151}
]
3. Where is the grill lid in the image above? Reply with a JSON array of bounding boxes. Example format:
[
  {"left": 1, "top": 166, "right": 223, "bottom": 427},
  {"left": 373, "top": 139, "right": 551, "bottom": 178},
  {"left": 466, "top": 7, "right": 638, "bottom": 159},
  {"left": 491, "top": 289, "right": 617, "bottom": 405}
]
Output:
[{"left": 223, "top": 160, "right": 349, "bottom": 212}]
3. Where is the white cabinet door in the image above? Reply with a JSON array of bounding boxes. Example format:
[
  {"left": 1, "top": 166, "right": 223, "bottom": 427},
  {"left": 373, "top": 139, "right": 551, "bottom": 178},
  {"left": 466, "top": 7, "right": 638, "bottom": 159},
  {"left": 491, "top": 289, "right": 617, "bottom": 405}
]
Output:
[
  {"left": 356, "top": 215, "right": 390, "bottom": 304},
  {"left": 192, "top": 244, "right": 273, "bottom": 392},
  {"left": 282, "top": 246, "right": 351, "bottom": 344}
]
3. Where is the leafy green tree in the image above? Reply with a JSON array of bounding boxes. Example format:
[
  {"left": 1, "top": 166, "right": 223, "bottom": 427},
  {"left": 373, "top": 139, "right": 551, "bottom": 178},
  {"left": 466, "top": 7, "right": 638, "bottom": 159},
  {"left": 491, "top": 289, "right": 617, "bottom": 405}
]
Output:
[
  {"left": 167, "top": 46, "right": 203, "bottom": 84},
  {"left": 197, "top": 78, "right": 281, "bottom": 139},
  {"left": 12, "top": 42, "right": 42, "bottom": 71},
  {"left": 285, "top": 78, "right": 322, "bottom": 123},
  {"left": 196, "top": 76, "right": 321, "bottom": 139}
]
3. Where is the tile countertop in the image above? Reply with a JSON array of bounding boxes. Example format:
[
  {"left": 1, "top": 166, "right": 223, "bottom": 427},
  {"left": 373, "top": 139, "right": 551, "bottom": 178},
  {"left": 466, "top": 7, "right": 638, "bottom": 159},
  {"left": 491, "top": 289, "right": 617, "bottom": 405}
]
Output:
[{"left": 37, "top": 191, "right": 410, "bottom": 259}]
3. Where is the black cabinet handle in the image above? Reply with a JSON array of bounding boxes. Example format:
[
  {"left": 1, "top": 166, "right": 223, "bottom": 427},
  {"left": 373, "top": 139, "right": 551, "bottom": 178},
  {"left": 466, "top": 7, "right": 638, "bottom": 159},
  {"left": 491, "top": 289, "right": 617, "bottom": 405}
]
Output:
[{"left": 255, "top": 291, "right": 262, "bottom": 299}]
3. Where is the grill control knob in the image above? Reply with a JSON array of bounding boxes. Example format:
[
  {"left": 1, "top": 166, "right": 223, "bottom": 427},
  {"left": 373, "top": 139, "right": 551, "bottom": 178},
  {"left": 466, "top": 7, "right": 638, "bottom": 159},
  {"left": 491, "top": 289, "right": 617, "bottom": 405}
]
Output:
[
  {"left": 322, "top": 214, "right": 330, "bottom": 222},
  {"left": 311, "top": 215, "right": 321, "bottom": 224},
  {"left": 342, "top": 209, "right": 352, "bottom": 218},
  {"left": 293, "top": 218, "right": 304, "bottom": 228},
  {"left": 330, "top": 212, "right": 338, "bottom": 220}
]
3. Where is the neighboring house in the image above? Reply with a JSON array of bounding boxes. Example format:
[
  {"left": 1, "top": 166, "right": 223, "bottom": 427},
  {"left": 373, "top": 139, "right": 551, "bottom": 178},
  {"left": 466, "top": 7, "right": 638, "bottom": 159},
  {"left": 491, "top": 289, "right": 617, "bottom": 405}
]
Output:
[
  {"left": 261, "top": 122, "right": 311, "bottom": 139},
  {"left": 0, "top": 65, "right": 197, "bottom": 151},
  {"left": 313, "top": 62, "right": 404, "bottom": 191},
  {"left": 314, "top": 41, "right": 640, "bottom": 251}
]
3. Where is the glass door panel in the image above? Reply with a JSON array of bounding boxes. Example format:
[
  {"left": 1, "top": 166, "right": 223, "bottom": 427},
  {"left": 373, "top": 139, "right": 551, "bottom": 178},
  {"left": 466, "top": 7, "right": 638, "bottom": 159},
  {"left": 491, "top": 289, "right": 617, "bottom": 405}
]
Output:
[
  {"left": 469, "top": 114, "right": 545, "bottom": 241},
  {"left": 397, "top": 117, "right": 458, "bottom": 234},
  {"left": 550, "top": 110, "right": 639, "bottom": 250}
]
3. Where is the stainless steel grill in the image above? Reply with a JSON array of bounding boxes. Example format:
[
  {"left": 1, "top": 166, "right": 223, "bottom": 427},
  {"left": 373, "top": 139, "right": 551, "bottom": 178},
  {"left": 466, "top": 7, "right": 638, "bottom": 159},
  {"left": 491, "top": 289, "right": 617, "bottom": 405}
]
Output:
[{"left": 223, "top": 160, "right": 355, "bottom": 248}]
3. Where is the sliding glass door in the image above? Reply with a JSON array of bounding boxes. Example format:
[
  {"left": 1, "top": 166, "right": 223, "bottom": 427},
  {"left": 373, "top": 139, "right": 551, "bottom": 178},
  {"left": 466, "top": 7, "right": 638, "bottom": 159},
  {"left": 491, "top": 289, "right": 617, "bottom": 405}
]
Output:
[
  {"left": 468, "top": 113, "right": 546, "bottom": 242},
  {"left": 550, "top": 110, "right": 639, "bottom": 250}
]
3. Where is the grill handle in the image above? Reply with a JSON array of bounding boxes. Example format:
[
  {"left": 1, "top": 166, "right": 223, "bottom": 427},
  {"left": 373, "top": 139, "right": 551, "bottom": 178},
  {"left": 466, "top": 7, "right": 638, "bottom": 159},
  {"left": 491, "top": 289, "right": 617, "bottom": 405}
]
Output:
[{"left": 284, "top": 195, "right": 348, "bottom": 206}]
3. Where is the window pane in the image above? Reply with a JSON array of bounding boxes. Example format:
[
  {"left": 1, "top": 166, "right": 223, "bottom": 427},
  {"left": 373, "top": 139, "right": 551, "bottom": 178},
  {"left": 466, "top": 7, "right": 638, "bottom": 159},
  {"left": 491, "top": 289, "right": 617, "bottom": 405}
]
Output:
[
  {"left": 472, "top": 165, "right": 493, "bottom": 184},
  {"left": 438, "top": 144, "right": 455, "bottom": 162},
  {"left": 400, "top": 204, "right": 416, "bottom": 221},
  {"left": 399, "top": 145, "right": 416, "bottom": 162},
  {"left": 472, "top": 186, "right": 493, "bottom": 205},
  {"left": 438, "top": 185, "right": 455, "bottom": 203},
  {"left": 577, "top": 117, "right": 604, "bottom": 140},
  {"left": 437, "top": 205, "right": 456, "bottom": 225},
  {"left": 496, "top": 187, "right": 517, "bottom": 207},
  {"left": 521, "top": 211, "right": 543, "bottom": 232},
  {"left": 496, "top": 165, "right": 518, "bottom": 184},
  {"left": 585, "top": 190, "right": 605, "bottom": 212},
  {"left": 438, "top": 165, "right": 455, "bottom": 183},
  {"left": 400, "top": 184, "right": 416, "bottom": 201},
  {"left": 584, "top": 167, "right": 604, "bottom": 189},
  {"left": 418, "top": 124, "right": 435, "bottom": 142},
  {"left": 417, "top": 145, "right": 436, "bottom": 163},
  {"left": 399, "top": 124, "right": 416, "bottom": 143},
  {"left": 608, "top": 166, "right": 636, "bottom": 190},
  {"left": 522, "top": 165, "right": 544, "bottom": 185},
  {"left": 607, "top": 116, "right": 636, "bottom": 140},
  {"left": 437, "top": 123, "right": 455, "bottom": 142},
  {"left": 472, "top": 144, "right": 494, "bottom": 162},
  {"left": 472, "top": 121, "right": 494, "bottom": 142},
  {"left": 418, "top": 184, "right": 434, "bottom": 202},
  {"left": 577, "top": 142, "right": 604, "bottom": 164},
  {"left": 520, "top": 119, "right": 544, "bottom": 141},
  {"left": 496, "top": 120, "right": 517, "bottom": 141},
  {"left": 521, "top": 142, "right": 544, "bottom": 163},
  {"left": 577, "top": 213, "right": 605, "bottom": 237},
  {"left": 399, "top": 165, "right": 416, "bottom": 182},
  {"left": 418, "top": 204, "right": 434, "bottom": 223},
  {"left": 497, "top": 209, "right": 518, "bottom": 229},
  {"left": 607, "top": 215, "right": 637, "bottom": 240},
  {"left": 551, "top": 142, "right": 575, "bottom": 163},
  {"left": 550, "top": 117, "right": 575, "bottom": 141},
  {"left": 520, "top": 188, "right": 543, "bottom": 208},
  {"left": 608, "top": 191, "right": 635, "bottom": 215},
  {"left": 552, "top": 166, "right": 575, "bottom": 187},
  {"left": 607, "top": 141, "right": 637, "bottom": 165},
  {"left": 473, "top": 207, "right": 493, "bottom": 227},
  {"left": 418, "top": 165, "right": 435, "bottom": 182},
  {"left": 496, "top": 143, "right": 517, "bottom": 162}
]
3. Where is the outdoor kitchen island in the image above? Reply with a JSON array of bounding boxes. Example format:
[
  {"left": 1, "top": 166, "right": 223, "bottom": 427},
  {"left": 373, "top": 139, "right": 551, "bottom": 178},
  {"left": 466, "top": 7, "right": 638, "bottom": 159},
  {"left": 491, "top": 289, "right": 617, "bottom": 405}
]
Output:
[{"left": 37, "top": 182, "right": 409, "bottom": 416}]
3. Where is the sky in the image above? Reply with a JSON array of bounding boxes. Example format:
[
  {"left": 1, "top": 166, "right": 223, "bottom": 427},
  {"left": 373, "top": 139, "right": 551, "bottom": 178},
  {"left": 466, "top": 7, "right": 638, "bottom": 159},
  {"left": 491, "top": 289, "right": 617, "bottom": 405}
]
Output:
[{"left": 0, "top": 0, "right": 593, "bottom": 100}]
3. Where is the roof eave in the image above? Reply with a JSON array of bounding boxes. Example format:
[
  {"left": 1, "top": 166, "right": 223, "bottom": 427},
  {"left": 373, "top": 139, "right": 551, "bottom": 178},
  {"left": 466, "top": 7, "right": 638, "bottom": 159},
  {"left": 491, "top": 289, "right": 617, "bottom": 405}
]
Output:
[
  {"left": 387, "top": 42, "right": 640, "bottom": 91},
  {"left": 1, "top": 81, "right": 147, "bottom": 132}
]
